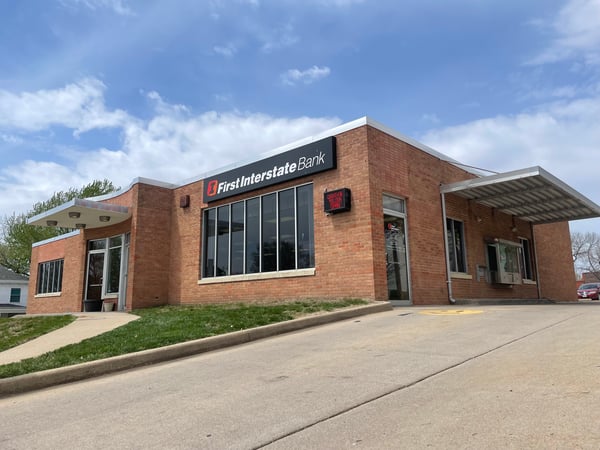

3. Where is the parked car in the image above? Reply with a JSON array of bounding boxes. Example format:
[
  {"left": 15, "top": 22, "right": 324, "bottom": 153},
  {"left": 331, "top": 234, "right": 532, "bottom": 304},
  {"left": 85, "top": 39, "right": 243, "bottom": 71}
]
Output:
[{"left": 577, "top": 283, "right": 600, "bottom": 300}]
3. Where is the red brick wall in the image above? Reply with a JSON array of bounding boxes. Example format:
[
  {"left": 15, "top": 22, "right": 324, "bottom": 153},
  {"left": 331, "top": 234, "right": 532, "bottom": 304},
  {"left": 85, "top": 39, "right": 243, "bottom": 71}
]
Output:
[
  {"left": 127, "top": 183, "right": 173, "bottom": 309},
  {"left": 169, "top": 126, "right": 378, "bottom": 304},
  {"left": 27, "top": 123, "right": 580, "bottom": 310},
  {"left": 534, "top": 222, "right": 576, "bottom": 301},
  {"left": 367, "top": 127, "right": 451, "bottom": 304},
  {"left": 28, "top": 232, "right": 86, "bottom": 314}
]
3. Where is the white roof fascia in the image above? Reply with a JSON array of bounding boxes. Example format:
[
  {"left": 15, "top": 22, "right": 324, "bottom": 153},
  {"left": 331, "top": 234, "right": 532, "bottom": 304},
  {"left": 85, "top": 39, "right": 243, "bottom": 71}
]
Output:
[{"left": 32, "top": 230, "right": 81, "bottom": 248}]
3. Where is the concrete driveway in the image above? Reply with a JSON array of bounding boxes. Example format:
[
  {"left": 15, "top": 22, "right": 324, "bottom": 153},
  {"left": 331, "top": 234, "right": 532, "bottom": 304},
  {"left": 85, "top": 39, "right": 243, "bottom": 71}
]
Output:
[{"left": 1, "top": 304, "right": 599, "bottom": 449}]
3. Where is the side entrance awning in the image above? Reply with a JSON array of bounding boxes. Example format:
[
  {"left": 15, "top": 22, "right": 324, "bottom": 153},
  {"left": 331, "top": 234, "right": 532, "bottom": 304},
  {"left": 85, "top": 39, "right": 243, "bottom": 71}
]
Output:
[
  {"left": 440, "top": 166, "right": 600, "bottom": 224},
  {"left": 27, "top": 198, "right": 130, "bottom": 230}
]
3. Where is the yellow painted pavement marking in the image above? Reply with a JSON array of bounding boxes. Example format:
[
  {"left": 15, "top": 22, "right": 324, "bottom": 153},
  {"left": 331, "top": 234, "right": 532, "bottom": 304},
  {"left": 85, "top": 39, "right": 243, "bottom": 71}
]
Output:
[{"left": 419, "top": 309, "right": 484, "bottom": 316}]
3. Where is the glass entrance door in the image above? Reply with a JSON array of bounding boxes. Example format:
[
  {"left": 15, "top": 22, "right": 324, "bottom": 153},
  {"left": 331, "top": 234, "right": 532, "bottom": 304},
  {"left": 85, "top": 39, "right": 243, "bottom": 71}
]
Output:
[
  {"left": 385, "top": 214, "right": 410, "bottom": 301},
  {"left": 85, "top": 253, "right": 104, "bottom": 311}
]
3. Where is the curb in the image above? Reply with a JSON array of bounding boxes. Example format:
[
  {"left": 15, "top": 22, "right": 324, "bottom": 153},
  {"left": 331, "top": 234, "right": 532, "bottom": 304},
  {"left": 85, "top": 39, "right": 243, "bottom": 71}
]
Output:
[{"left": 0, "top": 302, "right": 392, "bottom": 398}]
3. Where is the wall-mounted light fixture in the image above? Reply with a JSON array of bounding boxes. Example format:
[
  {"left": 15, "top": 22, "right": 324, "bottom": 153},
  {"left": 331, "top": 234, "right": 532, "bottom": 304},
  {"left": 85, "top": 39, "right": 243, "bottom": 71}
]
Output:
[
  {"left": 180, "top": 194, "right": 190, "bottom": 208},
  {"left": 46, "top": 220, "right": 58, "bottom": 226},
  {"left": 75, "top": 223, "right": 86, "bottom": 229},
  {"left": 68, "top": 211, "right": 81, "bottom": 219},
  {"left": 99, "top": 215, "right": 111, "bottom": 222}
]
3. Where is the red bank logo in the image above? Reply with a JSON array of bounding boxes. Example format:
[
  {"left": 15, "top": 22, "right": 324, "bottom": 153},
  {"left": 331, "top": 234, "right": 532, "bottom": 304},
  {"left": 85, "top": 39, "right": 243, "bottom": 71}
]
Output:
[{"left": 206, "top": 179, "right": 219, "bottom": 197}]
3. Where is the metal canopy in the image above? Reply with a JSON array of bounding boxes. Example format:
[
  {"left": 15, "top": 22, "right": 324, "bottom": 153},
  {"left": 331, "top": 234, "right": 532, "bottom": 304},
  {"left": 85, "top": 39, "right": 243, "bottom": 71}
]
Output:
[
  {"left": 440, "top": 166, "right": 600, "bottom": 224},
  {"left": 27, "top": 198, "right": 130, "bottom": 230}
]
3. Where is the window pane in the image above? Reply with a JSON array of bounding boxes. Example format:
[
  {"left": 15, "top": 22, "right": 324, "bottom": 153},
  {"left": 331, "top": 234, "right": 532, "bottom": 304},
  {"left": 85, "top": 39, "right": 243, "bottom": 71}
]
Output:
[
  {"left": 279, "top": 189, "right": 296, "bottom": 270},
  {"left": 297, "top": 185, "right": 315, "bottom": 268},
  {"left": 246, "top": 198, "right": 260, "bottom": 273},
  {"left": 519, "top": 238, "right": 533, "bottom": 280},
  {"left": 230, "top": 202, "right": 245, "bottom": 275},
  {"left": 57, "top": 259, "right": 63, "bottom": 292},
  {"left": 89, "top": 239, "right": 106, "bottom": 250},
  {"left": 10, "top": 288, "right": 20, "bottom": 303},
  {"left": 203, "top": 209, "right": 216, "bottom": 277},
  {"left": 262, "top": 193, "right": 277, "bottom": 272},
  {"left": 216, "top": 206, "right": 230, "bottom": 276},
  {"left": 454, "top": 221, "right": 465, "bottom": 272},
  {"left": 107, "top": 247, "right": 121, "bottom": 294},
  {"left": 109, "top": 236, "right": 122, "bottom": 248},
  {"left": 37, "top": 264, "right": 45, "bottom": 294},
  {"left": 446, "top": 219, "right": 465, "bottom": 272},
  {"left": 383, "top": 195, "right": 405, "bottom": 214}
]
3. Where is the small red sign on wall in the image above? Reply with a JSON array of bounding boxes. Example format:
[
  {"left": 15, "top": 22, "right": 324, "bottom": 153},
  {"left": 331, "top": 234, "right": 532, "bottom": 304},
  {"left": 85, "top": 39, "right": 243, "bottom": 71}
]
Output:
[{"left": 324, "top": 188, "right": 351, "bottom": 214}]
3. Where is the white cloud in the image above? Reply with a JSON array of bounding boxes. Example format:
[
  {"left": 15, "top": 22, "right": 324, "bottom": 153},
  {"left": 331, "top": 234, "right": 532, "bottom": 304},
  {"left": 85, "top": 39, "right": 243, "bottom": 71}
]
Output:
[
  {"left": 59, "top": 0, "right": 134, "bottom": 16},
  {"left": 0, "top": 134, "right": 22, "bottom": 144},
  {"left": 260, "top": 24, "right": 299, "bottom": 53},
  {"left": 313, "top": 0, "right": 365, "bottom": 5},
  {"left": 421, "top": 113, "right": 441, "bottom": 125},
  {"left": 76, "top": 111, "right": 342, "bottom": 186},
  {"left": 213, "top": 44, "right": 238, "bottom": 57},
  {"left": 0, "top": 78, "right": 132, "bottom": 135},
  {"left": 529, "top": 0, "right": 600, "bottom": 65},
  {"left": 420, "top": 95, "right": 600, "bottom": 217},
  {"left": 281, "top": 66, "right": 331, "bottom": 86},
  {"left": 0, "top": 79, "right": 341, "bottom": 217}
]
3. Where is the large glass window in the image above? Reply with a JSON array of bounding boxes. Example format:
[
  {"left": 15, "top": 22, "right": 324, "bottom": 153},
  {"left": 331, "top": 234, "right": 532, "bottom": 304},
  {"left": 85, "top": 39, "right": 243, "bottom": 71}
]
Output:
[
  {"left": 230, "top": 202, "right": 245, "bottom": 275},
  {"left": 297, "top": 185, "right": 315, "bottom": 269},
  {"left": 205, "top": 209, "right": 216, "bottom": 277},
  {"left": 446, "top": 218, "right": 466, "bottom": 273},
  {"left": 262, "top": 193, "right": 277, "bottom": 272},
  {"left": 245, "top": 198, "right": 260, "bottom": 273},
  {"left": 36, "top": 259, "right": 64, "bottom": 294},
  {"left": 107, "top": 236, "right": 122, "bottom": 294},
  {"left": 278, "top": 189, "right": 296, "bottom": 271},
  {"left": 217, "top": 206, "right": 230, "bottom": 276},
  {"left": 519, "top": 238, "right": 534, "bottom": 280},
  {"left": 203, "top": 184, "right": 314, "bottom": 277}
]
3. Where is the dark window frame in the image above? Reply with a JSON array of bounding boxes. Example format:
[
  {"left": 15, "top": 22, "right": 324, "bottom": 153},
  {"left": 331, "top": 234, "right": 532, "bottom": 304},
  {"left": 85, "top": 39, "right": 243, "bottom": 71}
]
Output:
[
  {"left": 10, "top": 287, "right": 21, "bottom": 303},
  {"left": 519, "top": 237, "right": 534, "bottom": 281},
  {"left": 36, "top": 259, "right": 64, "bottom": 295},
  {"left": 446, "top": 218, "right": 467, "bottom": 273},
  {"left": 202, "top": 183, "right": 314, "bottom": 278}
]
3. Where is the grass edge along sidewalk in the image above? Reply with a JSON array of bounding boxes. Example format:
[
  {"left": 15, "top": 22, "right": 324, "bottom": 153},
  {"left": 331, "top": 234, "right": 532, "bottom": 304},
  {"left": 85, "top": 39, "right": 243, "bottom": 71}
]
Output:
[{"left": 0, "top": 301, "right": 392, "bottom": 397}]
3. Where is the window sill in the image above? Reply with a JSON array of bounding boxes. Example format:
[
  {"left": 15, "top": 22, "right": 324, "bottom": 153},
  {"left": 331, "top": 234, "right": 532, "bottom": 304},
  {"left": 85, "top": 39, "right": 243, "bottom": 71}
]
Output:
[
  {"left": 199, "top": 268, "right": 316, "bottom": 284},
  {"left": 34, "top": 292, "right": 62, "bottom": 298},
  {"left": 523, "top": 279, "right": 537, "bottom": 285},
  {"left": 450, "top": 272, "right": 473, "bottom": 280}
]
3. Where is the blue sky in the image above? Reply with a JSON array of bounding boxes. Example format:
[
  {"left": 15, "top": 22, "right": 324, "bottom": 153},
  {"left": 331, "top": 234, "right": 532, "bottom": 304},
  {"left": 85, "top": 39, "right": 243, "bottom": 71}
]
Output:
[{"left": 1, "top": 0, "right": 599, "bottom": 233}]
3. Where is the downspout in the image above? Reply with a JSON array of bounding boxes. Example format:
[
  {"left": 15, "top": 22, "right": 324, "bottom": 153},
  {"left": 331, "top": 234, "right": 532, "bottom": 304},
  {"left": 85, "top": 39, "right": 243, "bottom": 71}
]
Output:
[
  {"left": 440, "top": 191, "right": 456, "bottom": 304},
  {"left": 530, "top": 222, "right": 543, "bottom": 300}
]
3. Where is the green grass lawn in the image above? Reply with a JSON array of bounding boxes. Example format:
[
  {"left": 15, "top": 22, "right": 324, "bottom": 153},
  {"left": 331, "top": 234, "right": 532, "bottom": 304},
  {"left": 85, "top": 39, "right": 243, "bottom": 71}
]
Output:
[
  {"left": 0, "top": 299, "right": 367, "bottom": 379},
  {"left": 0, "top": 315, "right": 76, "bottom": 352}
]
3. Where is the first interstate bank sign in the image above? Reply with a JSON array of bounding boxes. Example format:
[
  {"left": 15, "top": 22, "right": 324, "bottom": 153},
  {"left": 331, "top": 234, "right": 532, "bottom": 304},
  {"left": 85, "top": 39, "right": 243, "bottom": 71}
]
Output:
[{"left": 203, "top": 136, "right": 336, "bottom": 202}]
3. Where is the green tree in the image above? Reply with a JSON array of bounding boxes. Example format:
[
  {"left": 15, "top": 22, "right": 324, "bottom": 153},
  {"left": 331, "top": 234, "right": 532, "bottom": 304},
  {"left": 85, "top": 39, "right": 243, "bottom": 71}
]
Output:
[{"left": 0, "top": 180, "right": 118, "bottom": 275}]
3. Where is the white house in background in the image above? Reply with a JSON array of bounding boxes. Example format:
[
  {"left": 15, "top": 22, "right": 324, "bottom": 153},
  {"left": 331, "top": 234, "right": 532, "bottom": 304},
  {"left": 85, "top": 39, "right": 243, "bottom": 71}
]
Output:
[{"left": 0, "top": 265, "right": 28, "bottom": 315}]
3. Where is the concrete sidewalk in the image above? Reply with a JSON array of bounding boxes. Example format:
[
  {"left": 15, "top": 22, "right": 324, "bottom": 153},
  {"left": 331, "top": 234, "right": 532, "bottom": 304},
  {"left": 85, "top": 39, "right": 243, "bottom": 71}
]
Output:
[{"left": 0, "top": 312, "right": 140, "bottom": 365}]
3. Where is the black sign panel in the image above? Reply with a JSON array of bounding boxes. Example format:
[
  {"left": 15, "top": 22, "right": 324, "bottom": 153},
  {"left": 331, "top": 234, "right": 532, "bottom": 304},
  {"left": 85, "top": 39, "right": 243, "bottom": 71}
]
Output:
[
  {"left": 203, "top": 136, "right": 336, "bottom": 202},
  {"left": 324, "top": 188, "right": 352, "bottom": 214}
]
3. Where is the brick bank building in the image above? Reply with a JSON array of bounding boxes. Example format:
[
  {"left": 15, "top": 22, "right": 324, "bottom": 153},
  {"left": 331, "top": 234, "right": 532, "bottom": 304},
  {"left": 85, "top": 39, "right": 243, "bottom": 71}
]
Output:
[{"left": 26, "top": 118, "right": 600, "bottom": 313}]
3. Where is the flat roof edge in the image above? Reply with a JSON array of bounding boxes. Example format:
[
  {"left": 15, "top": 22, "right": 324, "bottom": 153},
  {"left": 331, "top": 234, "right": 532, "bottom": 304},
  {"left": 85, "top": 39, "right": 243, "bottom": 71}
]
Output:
[{"left": 32, "top": 230, "right": 81, "bottom": 248}]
